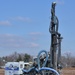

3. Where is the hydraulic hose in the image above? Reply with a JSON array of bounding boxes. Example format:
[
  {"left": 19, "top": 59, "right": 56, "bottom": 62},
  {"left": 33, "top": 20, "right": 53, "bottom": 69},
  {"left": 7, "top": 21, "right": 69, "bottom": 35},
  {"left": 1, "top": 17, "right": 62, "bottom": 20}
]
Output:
[
  {"left": 22, "top": 67, "right": 59, "bottom": 75},
  {"left": 22, "top": 50, "right": 60, "bottom": 75},
  {"left": 22, "top": 67, "right": 38, "bottom": 74},
  {"left": 37, "top": 50, "right": 48, "bottom": 69},
  {"left": 49, "top": 15, "right": 59, "bottom": 34},
  {"left": 39, "top": 67, "right": 59, "bottom": 75}
]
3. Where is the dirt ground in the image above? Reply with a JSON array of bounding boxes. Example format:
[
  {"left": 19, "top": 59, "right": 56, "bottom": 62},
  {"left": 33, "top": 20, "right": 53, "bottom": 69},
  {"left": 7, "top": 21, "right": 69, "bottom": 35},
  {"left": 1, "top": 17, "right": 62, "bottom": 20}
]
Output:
[
  {"left": 61, "top": 67, "right": 75, "bottom": 75},
  {"left": 0, "top": 68, "right": 75, "bottom": 75},
  {"left": 0, "top": 69, "right": 4, "bottom": 75}
]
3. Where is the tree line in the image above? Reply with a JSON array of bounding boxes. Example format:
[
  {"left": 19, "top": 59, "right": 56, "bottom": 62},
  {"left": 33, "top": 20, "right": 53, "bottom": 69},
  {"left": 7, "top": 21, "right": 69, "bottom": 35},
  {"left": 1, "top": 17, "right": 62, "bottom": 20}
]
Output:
[
  {"left": 0, "top": 52, "right": 33, "bottom": 66},
  {"left": 0, "top": 52, "right": 75, "bottom": 68}
]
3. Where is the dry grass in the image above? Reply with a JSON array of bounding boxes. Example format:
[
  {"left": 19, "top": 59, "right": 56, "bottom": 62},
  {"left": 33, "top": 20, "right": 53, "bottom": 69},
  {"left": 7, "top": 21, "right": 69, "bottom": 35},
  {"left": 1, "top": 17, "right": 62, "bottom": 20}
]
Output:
[{"left": 0, "top": 68, "right": 75, "bottom": 75}]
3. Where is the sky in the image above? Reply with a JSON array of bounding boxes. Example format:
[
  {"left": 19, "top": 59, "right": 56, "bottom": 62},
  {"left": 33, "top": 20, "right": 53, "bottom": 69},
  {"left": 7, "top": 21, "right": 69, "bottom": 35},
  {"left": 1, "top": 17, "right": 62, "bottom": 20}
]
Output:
[{"left": 0, "top": 0, "right": 75, "bottom": 57}]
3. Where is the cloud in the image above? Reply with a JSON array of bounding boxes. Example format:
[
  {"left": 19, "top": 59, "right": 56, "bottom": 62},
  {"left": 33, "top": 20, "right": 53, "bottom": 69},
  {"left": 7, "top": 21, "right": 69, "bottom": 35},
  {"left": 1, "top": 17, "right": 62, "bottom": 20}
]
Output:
[
  {"left": 0, "top": 34, "right": 39, "bottom": 49},
  {"left": 0, "top": 20, "right": 11, "bottom": 26},
  {"left": 29, "top": 42, "right": 39, "bottom": 48},
  {"left": 29, "top": 32, "right": 42, "bottom": 36},
  {"left": 29, "top": 32, "right": 43, "bottom": 41},
  {"left": 55, "top": 0, "right": 64, "bottom": 5},
  {"left": 13, "top": 16, "right": 32, "bottom": 22}
]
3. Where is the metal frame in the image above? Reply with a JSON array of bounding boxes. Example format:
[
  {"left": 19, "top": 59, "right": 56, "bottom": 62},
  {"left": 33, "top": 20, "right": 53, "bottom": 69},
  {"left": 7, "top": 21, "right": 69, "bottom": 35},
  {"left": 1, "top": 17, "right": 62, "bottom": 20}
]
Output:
[{"left": 49, "top": 2, "right": 63, "bottom": 70}]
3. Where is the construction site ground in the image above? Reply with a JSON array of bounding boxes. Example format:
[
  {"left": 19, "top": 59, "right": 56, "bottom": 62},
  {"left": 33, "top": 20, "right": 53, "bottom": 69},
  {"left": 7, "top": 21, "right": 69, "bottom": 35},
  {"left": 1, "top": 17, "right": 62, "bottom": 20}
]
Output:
[{"left": 0, "top": 67, "right": 75, "bottom": 75}]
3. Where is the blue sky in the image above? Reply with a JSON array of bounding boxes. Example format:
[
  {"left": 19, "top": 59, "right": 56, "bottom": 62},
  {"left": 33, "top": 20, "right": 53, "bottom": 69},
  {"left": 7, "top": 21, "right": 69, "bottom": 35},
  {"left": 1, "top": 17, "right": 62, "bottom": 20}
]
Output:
[{"left": 0, "top": 0, "right": 75, "bottom": 57}]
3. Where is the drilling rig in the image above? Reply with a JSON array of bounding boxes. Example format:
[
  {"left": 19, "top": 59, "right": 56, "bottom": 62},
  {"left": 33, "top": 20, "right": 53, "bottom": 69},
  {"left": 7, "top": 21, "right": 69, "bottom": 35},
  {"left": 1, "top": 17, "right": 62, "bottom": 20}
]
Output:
[
  {"left": 22, "top": 2, "right": 63, "bottom": 75},
  {"left": 49, "top": 2, "right": 63, "bottom": 70}
]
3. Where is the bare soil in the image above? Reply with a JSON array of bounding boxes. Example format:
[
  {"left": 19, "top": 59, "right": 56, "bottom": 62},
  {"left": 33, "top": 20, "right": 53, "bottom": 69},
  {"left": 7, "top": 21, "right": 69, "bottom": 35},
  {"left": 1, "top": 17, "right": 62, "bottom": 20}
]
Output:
[
  {"left": 0, "top": 67, "right": 75, "bottom": 75},
  {"left": 61, "top": 67, "right": 75, "bottom": 75},
  {"left": 0, "top": 69, "right": 4, "bottom": 75}
]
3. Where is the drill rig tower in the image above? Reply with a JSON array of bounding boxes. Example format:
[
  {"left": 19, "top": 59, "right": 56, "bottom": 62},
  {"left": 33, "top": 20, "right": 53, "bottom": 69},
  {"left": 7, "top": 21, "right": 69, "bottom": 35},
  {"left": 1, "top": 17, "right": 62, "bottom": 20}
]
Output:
[{"left": 49, "top": 2, "right": 63, "bottom": 70}]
